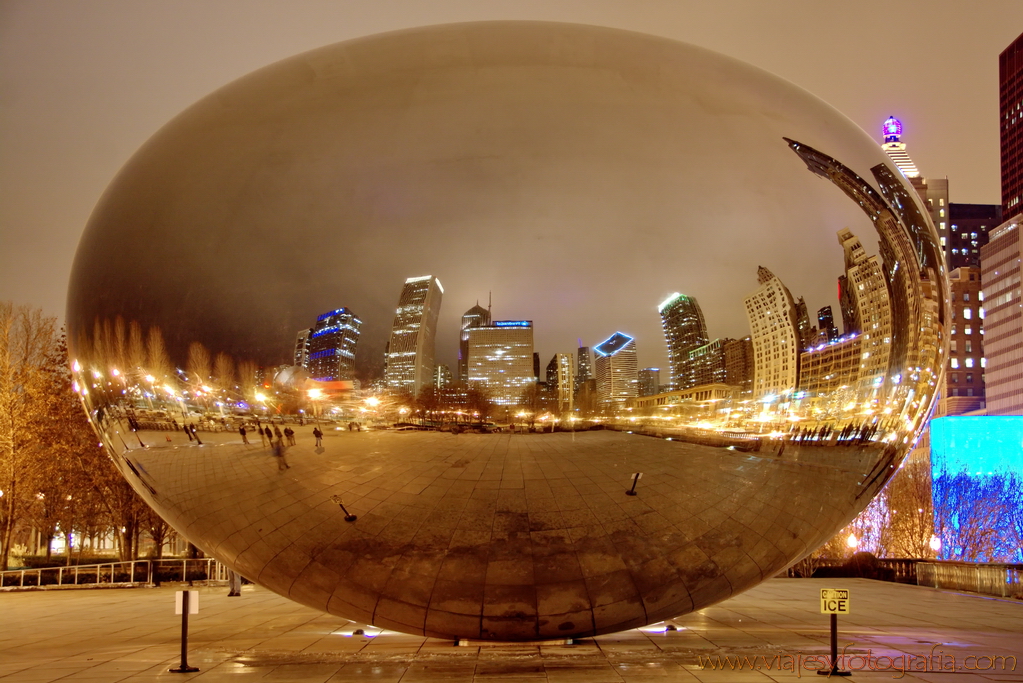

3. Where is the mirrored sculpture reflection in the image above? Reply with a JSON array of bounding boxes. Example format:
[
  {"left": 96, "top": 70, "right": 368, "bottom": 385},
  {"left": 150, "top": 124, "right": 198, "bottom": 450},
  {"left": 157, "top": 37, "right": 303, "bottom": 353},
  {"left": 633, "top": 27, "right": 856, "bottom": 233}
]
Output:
[{"left": 67, "top": 22, "right": 947, "bottom": 640}]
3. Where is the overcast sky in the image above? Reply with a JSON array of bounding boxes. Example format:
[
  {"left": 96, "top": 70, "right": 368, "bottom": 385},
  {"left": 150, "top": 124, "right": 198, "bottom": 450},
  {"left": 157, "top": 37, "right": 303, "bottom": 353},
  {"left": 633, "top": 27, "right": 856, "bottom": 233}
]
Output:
[{"left": 3, "top": 1, "right": 1022, "bottom": 372}]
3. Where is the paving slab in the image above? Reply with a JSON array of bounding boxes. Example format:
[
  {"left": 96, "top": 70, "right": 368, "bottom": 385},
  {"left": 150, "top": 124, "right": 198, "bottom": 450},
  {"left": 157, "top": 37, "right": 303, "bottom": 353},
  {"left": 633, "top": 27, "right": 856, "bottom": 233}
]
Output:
[{"left": 0, "top": 578, "right": 1020, "bottom": 681}]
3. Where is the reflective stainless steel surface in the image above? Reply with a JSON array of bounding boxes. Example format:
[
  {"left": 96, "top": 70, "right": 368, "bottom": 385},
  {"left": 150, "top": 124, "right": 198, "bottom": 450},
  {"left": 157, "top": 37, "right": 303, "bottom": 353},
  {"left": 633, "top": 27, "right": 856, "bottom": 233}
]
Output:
[{"left": 66, "top": 21, "right": 947, "bottom": 640}]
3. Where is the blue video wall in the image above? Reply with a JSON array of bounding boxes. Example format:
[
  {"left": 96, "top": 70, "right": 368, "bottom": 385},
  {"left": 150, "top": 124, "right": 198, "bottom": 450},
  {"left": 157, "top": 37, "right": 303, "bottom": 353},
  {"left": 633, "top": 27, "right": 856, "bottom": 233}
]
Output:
[{"left": 929, "top": 416, "right": 1023, "bottom": 562}]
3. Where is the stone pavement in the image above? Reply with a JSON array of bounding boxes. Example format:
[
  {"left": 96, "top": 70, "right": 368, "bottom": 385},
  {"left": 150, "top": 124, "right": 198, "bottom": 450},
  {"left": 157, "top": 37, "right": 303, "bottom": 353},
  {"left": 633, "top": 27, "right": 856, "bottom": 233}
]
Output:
[{"left": 1, "top": 578, "right": 1020, "bottom": 682}]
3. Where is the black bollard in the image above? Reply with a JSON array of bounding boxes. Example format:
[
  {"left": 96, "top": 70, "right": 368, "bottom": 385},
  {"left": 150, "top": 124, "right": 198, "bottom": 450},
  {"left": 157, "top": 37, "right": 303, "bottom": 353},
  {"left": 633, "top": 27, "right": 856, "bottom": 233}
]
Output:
[{"left": 170, "top": 591, "right": 199, "bottom": 673}]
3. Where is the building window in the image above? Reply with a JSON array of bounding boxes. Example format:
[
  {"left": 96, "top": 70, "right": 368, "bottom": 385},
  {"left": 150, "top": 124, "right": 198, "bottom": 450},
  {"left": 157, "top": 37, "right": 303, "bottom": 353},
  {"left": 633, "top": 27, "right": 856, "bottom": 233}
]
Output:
[
  {"left": 951, "top": 358, "right": 959, "bottom": 369},
  {"left": 966, "top": 373, "right": 973, "bottom": 383},
  {"left": 963, "top": 308, "right": 972, "bottom": 319},
  {"left": 965, "top": 358, "right": 974, "bottom": 368},
  {"left": 965, "top": 341, "right": 972, "bottom": 353},
  {"left": 950, "top": 373, "right": 958, "bottom": 383},
  {"left": 964, "top": 326, "right": 971, "bottom": 335},
  {"left": 963, "top": 292, "right": 970, "bottom": 302}
]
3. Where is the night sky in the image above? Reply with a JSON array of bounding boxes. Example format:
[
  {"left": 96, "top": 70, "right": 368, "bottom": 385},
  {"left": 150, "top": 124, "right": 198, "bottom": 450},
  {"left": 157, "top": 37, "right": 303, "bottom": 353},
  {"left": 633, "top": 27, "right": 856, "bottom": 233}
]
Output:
[{"left": 4, "top": 2, "right": 1023, "bottom": 374}]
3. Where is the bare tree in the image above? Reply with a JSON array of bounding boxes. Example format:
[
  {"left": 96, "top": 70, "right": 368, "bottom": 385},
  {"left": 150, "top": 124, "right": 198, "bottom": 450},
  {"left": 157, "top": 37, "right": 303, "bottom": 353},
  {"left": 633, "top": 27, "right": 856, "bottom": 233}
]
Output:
[
  {"left": 0, "top": 302, "right": 57, "bottom": 570},
  {"left": 146, "top": 326, "right": 173, "bottom": 383}
]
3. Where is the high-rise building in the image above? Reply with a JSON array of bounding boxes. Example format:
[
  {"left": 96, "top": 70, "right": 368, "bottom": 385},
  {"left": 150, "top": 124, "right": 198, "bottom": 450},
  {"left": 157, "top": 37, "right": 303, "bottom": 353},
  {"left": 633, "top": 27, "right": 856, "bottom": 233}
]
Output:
[
  {"left": 658, "top": 292, "right": 709, "bottom": 391},
  {"left": 434, "top": 364, "right": 453, "bottom": 390},
  {"left": 880, "top": 115, "right": 920, "bottom": 178},
  {"left": 546, "top": 353, "right": 575, "bottom": 413},
  {"left": 688, "top": 339, "right": 728, "bottom": 388},
  {"left": 1000, "top": 31, "right": 1023, "bottom": 216},
  {"left": 466, "top": 321, "right": 535, "bottom": 405},
  {"left": 576, "top": 345, "right": 593, "bottom": 391},
  {"left": 744, "top": 266, "right": 799, "bottom": 400},
  {"left": 458, "top": 303, "right": 491, "bottom": 382},
  {"left": 880, "top": 116, "right": 950, "bottom": 260},
  {"left": 980, "top": 217, "right": 1021, "bottom": 414},
  {"left": 838, "top": 228, "right": 893, "bottom": 395},
  {"left": 793, "top": 297, "right": 815, "bottom": 351},
  {"left": 306, "top": 308, "right": 362, "bottom": 381},
  {"left": 837, "top": 275, "right": 858, "bottom": 335},
  {"left": 722, "top": 337, "right": 754, "bottom": 392},
  {"left": 943, "top": 267, "right": 985, "bottom": 414},
  {"left": 294, "top": 328, "right": 313, "bottom": 367},
  {"left": 817, "top": 306, "right": 839, "bottom": 342},
  {"left": 594, "top": 332, "right": 638, "bottom": 407},
  {"left": 949, "top": 204, "right": 1002, "bottom": 270},
  {"left": 384, "top": 275, "right": 444, "bottom": 396},
  {"left": 638, "top": 368, "right": 660, "bottom": 397},
  {"left": 533, "top": 352, "right": 541, "bottom": 381}
]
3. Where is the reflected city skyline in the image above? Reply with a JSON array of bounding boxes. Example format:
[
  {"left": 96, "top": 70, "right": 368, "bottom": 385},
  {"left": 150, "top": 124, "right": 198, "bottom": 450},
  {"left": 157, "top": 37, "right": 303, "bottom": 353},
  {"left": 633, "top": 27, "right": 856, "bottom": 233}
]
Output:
[{"left": 64, "top": 22, "right": 947, "bottom": 641}]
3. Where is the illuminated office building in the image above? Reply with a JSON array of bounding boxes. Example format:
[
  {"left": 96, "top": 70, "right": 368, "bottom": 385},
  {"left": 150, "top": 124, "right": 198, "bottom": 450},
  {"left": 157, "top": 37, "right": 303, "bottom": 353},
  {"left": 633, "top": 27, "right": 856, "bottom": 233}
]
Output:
[
  {"left": 949, "top": 204, "right": 1001, "bottom": 270},
  {"left": 980, "top": 217, "right": 1022, "bottom": 414},
  {"left": 744, "top": 266, "right": 799, "bottom": 400},
  {"left": 466, "top": 321, "right": 535, "bottom": 405},
  {"left": 434, "top": 364, "right": 453, "bottom": 390},
  {"left": 658, "top": 292, "right": 709, "bottom": 391},
  {"left": 1001, "top": 31, "right": 1023, "bottom": 216},
  {"left": 594, "top": 332, "right": 638, "bottom": 407},
  {"left": 384, "top": 275, "right": 444, "bottom": 396},
  {"left": 638, "top": 368, "right": 660, "bottom": 397},
  {"left": 688, "top": 339, "right": 728, "bottom": 388},
  {"left": 943, "top": 267, "right": 985, "bottom": 414},
  {"left": 306, "top": 307, "right": 362, "bottom": 381},
  {"left": 458, "top": 303, "right": 491, "bottom": 382}
]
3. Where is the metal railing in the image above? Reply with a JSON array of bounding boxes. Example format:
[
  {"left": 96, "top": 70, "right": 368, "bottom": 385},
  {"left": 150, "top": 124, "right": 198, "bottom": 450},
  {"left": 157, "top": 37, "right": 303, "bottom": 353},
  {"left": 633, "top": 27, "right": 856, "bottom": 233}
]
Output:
[
  {"left": 916, "top": 561, "right": 1023, "bottom": 599},
  {"left": 0, "top": 558, "right": 229, "bottom": 590}
]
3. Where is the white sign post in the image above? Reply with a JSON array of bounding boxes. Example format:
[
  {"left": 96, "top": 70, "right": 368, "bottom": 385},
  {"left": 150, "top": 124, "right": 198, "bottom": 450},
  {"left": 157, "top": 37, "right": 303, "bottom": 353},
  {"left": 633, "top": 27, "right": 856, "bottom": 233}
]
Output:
[
  {"left": 170, "top": 590, "right": 199, "bottom": 673},
  {"left": 818, "top": 588, "right": 851, "bottom": 677}
]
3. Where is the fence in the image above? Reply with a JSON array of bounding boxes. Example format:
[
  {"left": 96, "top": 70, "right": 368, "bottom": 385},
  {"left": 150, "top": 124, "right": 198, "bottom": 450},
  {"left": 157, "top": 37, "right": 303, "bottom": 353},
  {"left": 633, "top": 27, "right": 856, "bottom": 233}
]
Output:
[
  {"left": 0, "top": 558, "right": 230, "bottom": 591},
  {"left": 916, "top": 562, "right": 1023, "bottom": 599}
]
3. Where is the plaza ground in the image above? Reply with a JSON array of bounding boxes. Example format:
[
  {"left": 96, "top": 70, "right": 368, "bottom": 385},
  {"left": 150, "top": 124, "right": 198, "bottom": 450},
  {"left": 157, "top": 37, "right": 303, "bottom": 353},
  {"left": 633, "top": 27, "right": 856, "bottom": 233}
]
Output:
[{"left": 1, "top": 578, "right": 1020, "bottom": 682}]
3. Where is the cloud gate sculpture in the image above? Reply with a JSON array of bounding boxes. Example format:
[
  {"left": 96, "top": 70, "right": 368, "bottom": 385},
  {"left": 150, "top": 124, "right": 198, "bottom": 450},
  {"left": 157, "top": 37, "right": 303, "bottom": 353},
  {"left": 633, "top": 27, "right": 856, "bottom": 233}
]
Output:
[{"left": 67, "top": 22, "right": 947, "bottom": 640}]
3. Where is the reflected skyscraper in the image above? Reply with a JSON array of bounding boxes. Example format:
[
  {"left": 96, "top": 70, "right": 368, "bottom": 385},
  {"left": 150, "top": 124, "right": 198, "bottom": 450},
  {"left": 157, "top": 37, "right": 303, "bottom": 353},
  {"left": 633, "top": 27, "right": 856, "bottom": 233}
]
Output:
[
  {"left": 594, "top": 332, "right": 638, "bottom": 407},
  {"left": 638, "top": 368, "right": 660, "bottom": 397},
  {"left": 294, "top": 327, "right": 312, "bottom": 367},
  {"left": 794, "top": 297, "right": 815, "bottom": 351},
  {"left": 817, "top": 306, "right": 839, "bottom": 342},
  {"left": 466, "top": 321, "right": 535, "bottom": 405},
  {"left": 459, "top": 303, "right": 491, "bottom": 382},
  {"left": 688, "top": 340, "right": 728, "bottom": 387},
  {"left": 576, "top": 344, "right": 592, "bottom": 391},
  {"left": 434, "top": 364, "right": 453, "bottom": 390},
  {"left": 384, "top": 275, "right": 444, "bottom": 396},
  {"left": 306, "top": 308, "right": 362, "bottom": 382},
  {"left": 744, "top": 266, "right": 799, "bottom": 400},
  {"left": 546, "top": 353, "right": 575, "bottom": 413},
  {"left": 658, "top": 293, "right": 708, "bottom": 391},
  {"left": 838, "top": 228, "right": 892, "bottom": 394}
]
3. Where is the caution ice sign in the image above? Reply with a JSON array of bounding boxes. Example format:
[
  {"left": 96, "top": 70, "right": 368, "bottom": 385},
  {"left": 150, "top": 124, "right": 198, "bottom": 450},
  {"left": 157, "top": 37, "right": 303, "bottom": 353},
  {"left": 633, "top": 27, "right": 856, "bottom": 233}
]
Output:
[{"left": 820, "top": 588, "right": 850, "bottom": 614}]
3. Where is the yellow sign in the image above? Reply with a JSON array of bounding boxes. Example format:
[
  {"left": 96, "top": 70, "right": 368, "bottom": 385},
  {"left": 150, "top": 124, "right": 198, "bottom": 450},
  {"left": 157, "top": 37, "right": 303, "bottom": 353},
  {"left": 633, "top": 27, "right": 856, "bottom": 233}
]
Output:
[{"left": 820, "top": 588, "right": 850, "bottom": 614}]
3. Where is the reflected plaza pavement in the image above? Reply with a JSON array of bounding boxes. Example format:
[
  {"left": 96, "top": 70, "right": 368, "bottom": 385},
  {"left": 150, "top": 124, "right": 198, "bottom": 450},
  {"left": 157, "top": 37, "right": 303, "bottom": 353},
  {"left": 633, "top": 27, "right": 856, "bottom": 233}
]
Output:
[{"left": 1, "top": 578, "right": 1020, "bottom": 682}]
